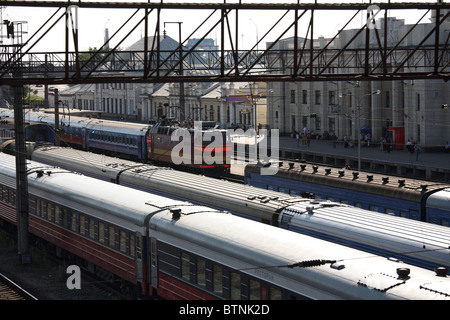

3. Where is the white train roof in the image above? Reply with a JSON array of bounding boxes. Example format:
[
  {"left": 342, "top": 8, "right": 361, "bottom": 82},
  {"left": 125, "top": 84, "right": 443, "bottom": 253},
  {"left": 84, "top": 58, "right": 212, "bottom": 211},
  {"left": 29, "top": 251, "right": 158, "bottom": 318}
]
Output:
[
  {"left": 0, "top": 152, "right": 220, "bottom": 231},
  {"left": 151, "top": 209, "right": 450, "bottom": 300},
  {"left": 1, "top": 109, "right": 151, "bottom": 136},
  {"left": 31, "top": 146, "right": 306, "bottom": 220},
  {"left": 280, "top": 200, "right": 450, "bottom": 268},
  {"left": 426, "top": 188, "right": 450, "bottom": 211}
]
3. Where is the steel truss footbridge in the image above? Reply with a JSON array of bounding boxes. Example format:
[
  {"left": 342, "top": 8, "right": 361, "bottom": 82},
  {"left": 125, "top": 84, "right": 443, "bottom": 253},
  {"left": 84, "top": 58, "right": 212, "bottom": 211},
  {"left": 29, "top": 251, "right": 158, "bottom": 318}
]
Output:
[{"left": 0, "top": 1, "right": 449, "bottom": 86}]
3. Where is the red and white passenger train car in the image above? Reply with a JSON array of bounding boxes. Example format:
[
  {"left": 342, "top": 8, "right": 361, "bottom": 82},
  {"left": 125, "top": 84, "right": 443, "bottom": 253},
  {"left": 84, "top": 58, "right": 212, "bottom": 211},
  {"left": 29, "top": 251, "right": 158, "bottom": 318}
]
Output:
[{"left": 1, "top": 153, "right": 449, "bottom": 300}]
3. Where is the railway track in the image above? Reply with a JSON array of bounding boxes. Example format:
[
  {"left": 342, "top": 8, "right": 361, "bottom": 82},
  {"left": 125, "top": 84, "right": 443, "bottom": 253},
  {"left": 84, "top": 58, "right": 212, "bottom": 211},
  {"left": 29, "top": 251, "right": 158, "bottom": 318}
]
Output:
[{"left": 0, "top": 272, "right": 38, "bottom": 300}]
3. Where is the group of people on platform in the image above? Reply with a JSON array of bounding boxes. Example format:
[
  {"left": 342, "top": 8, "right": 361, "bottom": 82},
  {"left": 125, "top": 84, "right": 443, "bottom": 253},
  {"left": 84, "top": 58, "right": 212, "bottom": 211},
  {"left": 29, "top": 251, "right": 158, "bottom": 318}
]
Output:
[
  {"left": 295, "top": 127, "right": 312, "bottom": 147},
  {"left": 292, "top": 130, "right": 449, "bottom": 161}
]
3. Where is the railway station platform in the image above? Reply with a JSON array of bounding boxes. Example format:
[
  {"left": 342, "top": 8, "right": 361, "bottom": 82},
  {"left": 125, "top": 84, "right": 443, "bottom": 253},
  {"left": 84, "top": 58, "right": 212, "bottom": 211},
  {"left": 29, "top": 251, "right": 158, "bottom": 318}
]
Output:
[{"left": 275, "top": 136, "right": 450, "bottom": 183}]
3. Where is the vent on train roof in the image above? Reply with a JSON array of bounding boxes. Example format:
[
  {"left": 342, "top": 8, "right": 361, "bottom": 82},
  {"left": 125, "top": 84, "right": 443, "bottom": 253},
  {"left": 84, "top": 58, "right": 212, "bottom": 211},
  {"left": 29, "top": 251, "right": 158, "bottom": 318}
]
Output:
[{"left": 171, "top": 208, "right": 181, "bottom": 220}]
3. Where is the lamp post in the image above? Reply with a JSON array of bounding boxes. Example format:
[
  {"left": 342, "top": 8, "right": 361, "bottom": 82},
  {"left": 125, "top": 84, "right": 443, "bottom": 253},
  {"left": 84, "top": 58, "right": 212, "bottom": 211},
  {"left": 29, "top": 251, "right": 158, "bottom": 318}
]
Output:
[{"left": 356, "top": 90, "right": 380, "bottom": 171}]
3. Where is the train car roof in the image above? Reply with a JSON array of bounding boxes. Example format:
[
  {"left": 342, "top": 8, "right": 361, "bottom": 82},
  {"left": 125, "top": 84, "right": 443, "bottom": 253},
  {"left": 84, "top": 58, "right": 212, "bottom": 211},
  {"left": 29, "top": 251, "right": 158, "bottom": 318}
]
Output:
[
  {"left": 245, "top": 162, "right": 449, "bottom": 202},
  {"left": 426, "top": 188, "right": 450, "bottom": 211},
  {"left": 0, "top": 152, "right": 208, "bottom": 230},
  {"left": 151, "top": 209, "right": 450, "bottom": 300},
  {"left": 31, "top": 146, "right": 308, "bottom": 221},
  {"left": 85, "top": 119, "right": 150, "bottom": 135},
  {"left": 1, "top": 109, "right": 151, "bottom": 135},
  {"left": 281, "top": 200, "right": 450, "bottom": 261}
]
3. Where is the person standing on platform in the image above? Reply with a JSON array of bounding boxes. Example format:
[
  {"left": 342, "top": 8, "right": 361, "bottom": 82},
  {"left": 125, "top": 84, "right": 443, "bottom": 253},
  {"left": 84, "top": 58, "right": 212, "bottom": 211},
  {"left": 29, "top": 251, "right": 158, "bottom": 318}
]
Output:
[{"left": 414, "top": 142, "right": 421, "bottom": 161}]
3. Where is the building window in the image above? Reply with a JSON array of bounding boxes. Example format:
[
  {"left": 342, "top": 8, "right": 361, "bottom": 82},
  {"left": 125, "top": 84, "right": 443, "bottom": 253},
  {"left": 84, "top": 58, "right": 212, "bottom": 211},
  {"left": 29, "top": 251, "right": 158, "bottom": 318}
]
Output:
[
  {"left": 385, "top": 91, "right": 391, "bottom": 108},
  {"left": 328, "top": 118, "right": 335, "bottom": 132},
  {"left": 290, "top": 90, "right": 295, "bottom": 103},
  {"left": 315, "top": 117, "right": 321, "bottom": 131},
  {"left": 302, "top": 90, "right": 307, "bottom": 104},
  {"left": 315, "top": 90, "right": 321, "bottom": 105},
  {"left": 417, "top": 93, "right": 420, "bottom": 111},
  {"left": 328, "top": 91, "right": 335, "bottom": 105},
  {"left": 348, "top": 92, "right": 353, "bottom": 109}
]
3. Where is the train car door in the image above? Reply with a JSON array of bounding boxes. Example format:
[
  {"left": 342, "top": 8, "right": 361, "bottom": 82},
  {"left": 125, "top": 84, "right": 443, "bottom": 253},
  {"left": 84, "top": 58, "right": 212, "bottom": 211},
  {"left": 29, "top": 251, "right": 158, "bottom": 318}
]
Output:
[
  {"left": 146, "top": 128, "right": 155, "bottom": 162},
  {"left": 140, "top": 135, "right": 147, "bottom": 161},
  {"left": 135, "top": 232, "right": 146, "bottom": 293},
  {"left": 150, "top": 237, "right": 158, "bottom": 292},
  {"left": 82, "top": 127, "right": 87, "bottom": 149}
]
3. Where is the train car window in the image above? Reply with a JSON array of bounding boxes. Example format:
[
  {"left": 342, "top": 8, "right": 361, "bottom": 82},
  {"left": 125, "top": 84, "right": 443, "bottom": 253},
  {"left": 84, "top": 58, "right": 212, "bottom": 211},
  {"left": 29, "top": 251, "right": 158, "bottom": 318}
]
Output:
[
  {"left": 35, "top": 198, "right": 41, "bottom": 216},
  {"left": 197, "top": 258, "right": 206, "bottom": 287},
  {"left": 400, "top": 211, "right": 408, "bottom": 218},
  {"left": 119, "top": 230, "right": 127, "bottom": 253},
  {"left": 409, "top": 211, "right": 418, "bottom": 220},
  {"left": 89, "top": 219, "right": 96, "bottom": 239},
  {"left": 213, "top": 265, "right": 223, "bottom": 295},
  {"left": 181, "top": 252, "right": 190, "bottom": 280},
  {"left": 99, "top": 222, "right": 105, "bottom": 244},
  {"left": 279, "top": 187, "right": 286, "bottom": 193},
  {"left": 354, "top": 202, "right": 363, "bottom": 208},
  {"left": 3, "top": 186, "right": 9, "bottom": 202},
  {"left": 71, "top": 211, "right": 78, "bottom": 232},
  {"left": 9, "top": 189, "right": 15, "bottom": 205},
  {"left": 289, "top": 190, "right": 297, "bottom": 195},
  {"left": 47, "top": 202, "right": 54, "bottom": 222},
  {"left": 40, "top": 200, "right": 47, "bottom": 219},
  {"left": 270, "top": 287, "right": 282, "bottom": 300},
  {"left": 267, "top": 185, "right": 275, "bottom": 191},
  {"left": 249, "top": 279, "right": 261, "bottom": 300},
  {"left": 61, "top": 208, "right": 68, "bottom": 229},
  {"left": 129, "top": 234, "right": 135, "bottom": 257},
  {"left": 430, "top": 217, "right": 438, "bottom": 225},
  {"left": 54, "top": 205, "right": 61, "bottom": 225},
  {"left": 109, "top": 226, "right": 116, "bottom": 248},
  {"left": 230, "top": 272, "right": 241, "bottom": 300},
  {"left": 442, "top": 219, "right": 449, "bottom": 227},
  {"left": 79, "top": 215, "right": 86, "bottom": 235},
  {"left": 386, "top": 209, "right": 395, "bottom": 216}
]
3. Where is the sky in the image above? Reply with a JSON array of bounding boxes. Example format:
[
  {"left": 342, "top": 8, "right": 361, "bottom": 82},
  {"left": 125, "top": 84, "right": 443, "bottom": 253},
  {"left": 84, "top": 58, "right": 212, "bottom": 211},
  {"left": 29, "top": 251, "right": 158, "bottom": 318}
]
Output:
[{"left": 0, "top": 0, "right": 445, "bottom": 52}]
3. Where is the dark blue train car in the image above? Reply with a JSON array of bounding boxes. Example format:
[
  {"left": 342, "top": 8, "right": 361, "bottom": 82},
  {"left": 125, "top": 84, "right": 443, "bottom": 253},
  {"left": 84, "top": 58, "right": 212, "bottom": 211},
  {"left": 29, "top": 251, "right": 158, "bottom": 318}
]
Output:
[{"left": 85, "top": 120, "right": 150, "bottom": 161}]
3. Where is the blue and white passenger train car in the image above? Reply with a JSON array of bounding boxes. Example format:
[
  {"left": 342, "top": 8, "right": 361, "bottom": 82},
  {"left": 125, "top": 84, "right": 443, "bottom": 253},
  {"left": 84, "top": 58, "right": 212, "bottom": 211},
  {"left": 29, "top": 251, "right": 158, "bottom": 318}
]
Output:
[{"left": 244, "top": 162, "right": 450, "bottom": 227}]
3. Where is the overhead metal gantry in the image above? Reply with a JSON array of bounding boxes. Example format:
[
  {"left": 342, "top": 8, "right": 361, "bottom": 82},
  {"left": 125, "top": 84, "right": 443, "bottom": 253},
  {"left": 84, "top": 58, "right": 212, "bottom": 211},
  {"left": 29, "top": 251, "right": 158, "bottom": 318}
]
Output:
[{"left": 0, "top": 1, "right": 449, "bottom": 85}]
